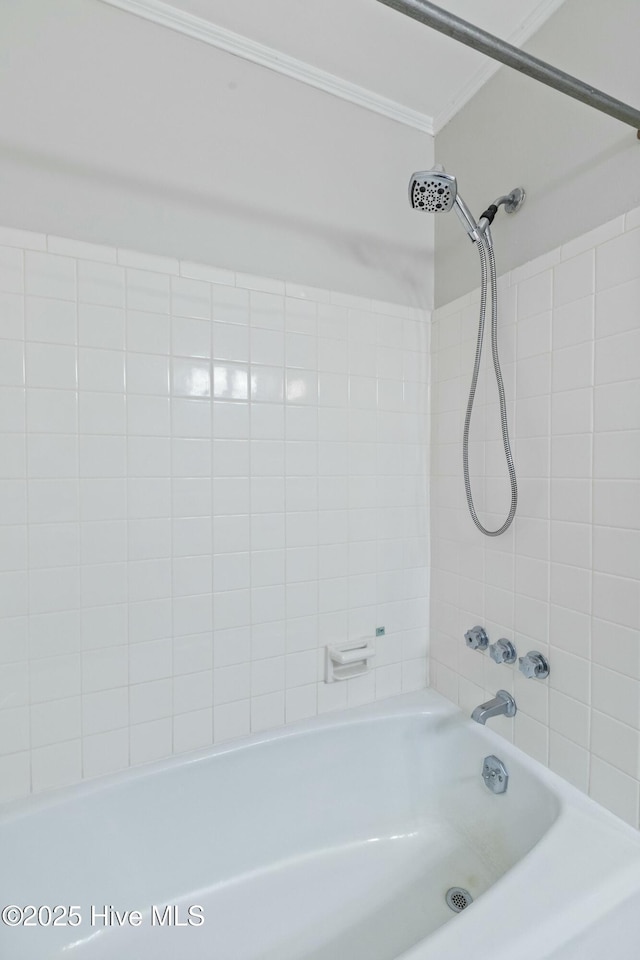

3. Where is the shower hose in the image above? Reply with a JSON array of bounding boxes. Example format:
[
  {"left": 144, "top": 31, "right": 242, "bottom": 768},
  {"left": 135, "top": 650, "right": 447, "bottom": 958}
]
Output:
[{"left": 462, "top": 226, "right": 518, "bottom": 536}]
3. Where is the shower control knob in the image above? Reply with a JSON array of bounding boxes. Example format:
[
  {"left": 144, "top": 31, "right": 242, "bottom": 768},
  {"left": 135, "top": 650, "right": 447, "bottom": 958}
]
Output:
[
  {"left": 465, "top": 626, "right": 489, "bottom": 651},
  {"left": 518, "top": 651, "right": 550, "bottom": 680},
  {"left": 489, "top": 639, "right": 517, "bottom": 665}
]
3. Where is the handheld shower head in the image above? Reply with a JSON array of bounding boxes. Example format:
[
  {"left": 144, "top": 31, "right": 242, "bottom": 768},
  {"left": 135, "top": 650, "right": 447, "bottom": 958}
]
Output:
[
  {"left": 409, "top": 168, "right": 457, "bottom": 213},
  {"left": 409, "top": 166, "right": 482, "bottom": 242}
]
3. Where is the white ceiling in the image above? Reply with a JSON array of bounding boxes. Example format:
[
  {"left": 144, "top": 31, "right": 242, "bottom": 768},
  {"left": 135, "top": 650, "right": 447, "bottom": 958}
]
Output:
[{"left": 102, "top": 0, "right": 567, "bottom": 132}]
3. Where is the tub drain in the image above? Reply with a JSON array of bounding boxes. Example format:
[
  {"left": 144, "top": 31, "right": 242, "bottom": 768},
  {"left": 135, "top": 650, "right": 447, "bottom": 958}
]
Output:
[{"left": 445, "top": 887, "right": 473, "bottom": 913}]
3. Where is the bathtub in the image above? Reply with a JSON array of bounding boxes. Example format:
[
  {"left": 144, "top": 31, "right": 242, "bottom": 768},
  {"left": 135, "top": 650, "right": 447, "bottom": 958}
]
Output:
[{"left": 2, "top": 689, "right": 640, "bottom": 960}]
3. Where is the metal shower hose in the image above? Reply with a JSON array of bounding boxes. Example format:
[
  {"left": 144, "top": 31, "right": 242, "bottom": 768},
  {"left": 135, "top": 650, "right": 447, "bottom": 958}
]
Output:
[{"left": 462, "top": 226, "right": 518, "bottom": 536}]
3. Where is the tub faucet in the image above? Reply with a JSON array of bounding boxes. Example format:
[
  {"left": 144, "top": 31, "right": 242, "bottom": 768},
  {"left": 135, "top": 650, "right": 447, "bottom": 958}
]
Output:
[{"left": 471, "top": 689, "right": 517, "bottom": 725}]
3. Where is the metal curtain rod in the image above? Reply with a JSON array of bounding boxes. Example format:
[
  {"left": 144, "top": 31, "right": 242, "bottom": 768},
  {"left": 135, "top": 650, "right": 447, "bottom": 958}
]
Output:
[{"left": 377, "top": 0, "right": 640, "bottom": 135}]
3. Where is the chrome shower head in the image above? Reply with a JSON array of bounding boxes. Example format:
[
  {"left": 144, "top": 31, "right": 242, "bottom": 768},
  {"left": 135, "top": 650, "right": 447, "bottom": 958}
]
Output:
[
  {"left": 409, "top": 168, "right": 457, "bottom": 213},
  {"left": 409, "top": 165, "right": 482, "bottom": 242}
]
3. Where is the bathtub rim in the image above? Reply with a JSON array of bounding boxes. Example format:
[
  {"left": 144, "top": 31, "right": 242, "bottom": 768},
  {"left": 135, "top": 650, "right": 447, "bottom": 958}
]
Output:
[{"left": 0, "top": 687, "right": 636, "bottom": 843}]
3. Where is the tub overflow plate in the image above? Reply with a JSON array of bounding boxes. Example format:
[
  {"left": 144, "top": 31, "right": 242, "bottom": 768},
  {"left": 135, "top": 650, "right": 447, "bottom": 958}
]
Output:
[{"left": 482, "top": 755, "right": 508, "bottom": 794}]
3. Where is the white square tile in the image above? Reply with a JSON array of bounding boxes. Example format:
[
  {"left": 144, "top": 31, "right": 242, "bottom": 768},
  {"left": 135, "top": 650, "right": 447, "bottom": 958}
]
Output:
[
  {"left": 251, "top": 328, "right": 283, "bottom": 366},
  {"left": 593, "top": 525, "right": 640, "bottom": 580},
  {"left": 172, "top": 477, "right": 211, "bottom": 517},
  {"left": 31, "top": 740, "right": 81, "bottom": 792},
  {"left": 0, "top": 434, "right": 26, "bottom": 478},
  {"left": 173, "top": 594, "right": 213, "bottom": 637},
  {"left": 517, "top": 270, "right": 552, "bottom": 319},
  {"left": 128, "top": 559, "right": 171, "bottom": 602},
  {"left": 172, "top": 316, "right": 211, "bottom": 358},
  {"left": 82, "top": 688, "right": 129, "bottom": 735},
  {"left": 31, "top": 697, "right": 80, "bottom": 748},
  {"left": 80, "top": 478, "right": 126, "bottom": 521},
  {"left": 127, "top": 353, "right": 169, "bottom": 395},
  {"left": 551, "top": 388, "right": 592, "bottom": 436},
  {"left": 590, "top": 756, "right": 639, "bottom": 826},
  {"left": 0, "top": 752, "right": 30, "bottom": 802},
  {"left": 30, "top": 609, "right": 80, "bottom": 658},
  {"left": 214, "top": 663, "right": 251, "bottom": 704},
  {"left": 595, "top": 329, "right": 640, "bottom": 386},
  {"left": 212, "top": 321, "right": 249, "bottom": 362},
  {"left": 30, "top": 653, "right": 81, "bottom": 702},
  {"left": 81, "top": 562, "right": 126, "bottom": 607},
  {"left": 77, "top": 262, "right": 125, "bottom": 308},
  {"left": 173, "top": 672, "right": 212, "bottom": 714},
  {"left": 212, "top": 362, "right": 248, "bottom": 400},
  {"left": 552, "top": 296, "right": 594, "bottom": 350},
  {"left": 127, "top": 396, "right": 170, "bottom": 436},
  {"left": 130, "top": 678, "right": 172, "bottom": 724},
  {"left": 211, "top": 285, "right": 249, "bottom": 325},
  {"left": 592, "top": 478, "right": 635, "bottom": 535},
  {"left": 79, "top": 348, "right": 125, "bottom": 393},
  {"left": 250, "top": 365, "right": 283, "bottom": 402},
  {"left": 549, "top": 562, "right": 590, "bottom": 614},
  {"left": 594, "top": 430, "right": 640, "bottom": 479},
  {"left": 0, "top": 246, "right": 23, "bottom": 294},
  {"left": 213, "top": 699, "right": 250, "bottom": 742},
  {"left": 552, "top": 341, "right": 593, "bottom": 393},
  {"left": 128, "top": 599, "right": 171, "bottom": 644},
  {"left": 591, "top": 709, "right": 639, "bottom": 778},
  {"left": 26, "top": 297, "right": 76, "bottom": 345},
  {"left": 27, "top": 388, "right": 76, "bottom": 434},
  {"left": 174, "top": 633, "right": 213, "bottom": 675},
  {"left": 594, "top": 380, "right": 640, "bottom": 433},
  {"left": 28, "top": 434, "right": 77, "bottom": 479},
  {"left": 126, "top": 270, "right": 170, "bottom": 314},
  {"left": 251, "top": 691, "right": 284, "bottom": 732},
  {"left": 81, "top": 435, "right": 126, "bottom": 478},
  {"left": 26, "top": 342, "right": 75, "bottom": 389},
  {"left": 79, "top": 392, "right": 125, "bottom": 435},
  {"left": 596, "top": 227, "right": 640, "bottom": 292},
  {"left": 553, "top": 250, "right": 594, "bottom": 307},
  {"left": 82, "top": 646, "right": 128, "bottom": 693},
  {"left": 80, "top": 520, "right": 127, "bottom": 563},
  {"left": 0, "top": 292, "right": 25, "bottom": 340},
  {"left": 549, "top": 690, "right": 589, "bottom": 748},
  {"left": 212, "top": 400, "right": 249, "bottom": 439},
  {"left": 285, "top": 684, "right": 317, "bottom": 722},
  {"left": 127, "top": 310, "right": 170, "bottom": 355},
  {"left": 29, "top": 479, "right": 79, "bottom": 523},
  {"left": 0, "top": 705, "right": 29, "bottom": 755},
  {"left": 83, "top": 729, "right": 129, "bottom": 778},
  {"left": 129, "top": 718, "right": 172, "bottom": 765},
  {"left": 595, "top": 277, "right": 640, "bottom": 339},
  {"left": 549, "top": 732, "right": 589, "bottom": 792},
  {"left": 172, "top": 358, "right": 211, "bottom": 398},
  {"left": 173, "top": 708, "right": 213, "bottom": 753},
  {"left": 0, "top": 340, "right": 25, "bottom": 386},
  {"left": 171, "top": 277, "right": 210, "bottom": 320},
  {"left": 250, "top": 292, "right": 284, "bottom": 330},
  {"left": 25, "top": 252, "right": 75, "bottom": 301}
]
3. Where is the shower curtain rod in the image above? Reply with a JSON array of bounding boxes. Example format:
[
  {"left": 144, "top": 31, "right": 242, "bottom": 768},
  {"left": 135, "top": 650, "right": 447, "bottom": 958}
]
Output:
[{"left": 377, "top": 0, "right": 640, "bottom": 135}]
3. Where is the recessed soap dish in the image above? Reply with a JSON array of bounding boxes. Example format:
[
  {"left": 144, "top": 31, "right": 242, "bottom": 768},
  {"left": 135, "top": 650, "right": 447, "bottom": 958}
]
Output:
[{"left": 324, "top": 639, "right": 375, "bottom": 683}]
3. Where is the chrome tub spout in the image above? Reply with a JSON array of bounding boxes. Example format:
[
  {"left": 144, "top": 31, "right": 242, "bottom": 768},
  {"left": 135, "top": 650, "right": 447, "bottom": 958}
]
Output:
[{"left": 471, "top": 689, "right": 517, "bottom": 725}]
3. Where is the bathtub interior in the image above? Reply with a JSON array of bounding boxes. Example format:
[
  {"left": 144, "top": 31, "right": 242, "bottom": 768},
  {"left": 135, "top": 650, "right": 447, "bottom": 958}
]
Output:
[{"left": 1, "top": 706, "right": 561, "bottom": 960}]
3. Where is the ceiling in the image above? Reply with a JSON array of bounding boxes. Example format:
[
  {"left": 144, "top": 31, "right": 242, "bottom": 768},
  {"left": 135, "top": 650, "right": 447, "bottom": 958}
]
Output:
[{"left": 101, "top": 0, "right": 567, "bottom": 133}]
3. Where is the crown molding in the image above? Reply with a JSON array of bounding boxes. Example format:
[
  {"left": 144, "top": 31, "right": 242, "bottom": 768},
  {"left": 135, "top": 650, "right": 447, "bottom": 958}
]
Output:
[
  {"left": 99, "top": 0, "right": 435, "bottom": 135},
  {"left": 432, "top": 0, "right": 568, "bottom": 132}
]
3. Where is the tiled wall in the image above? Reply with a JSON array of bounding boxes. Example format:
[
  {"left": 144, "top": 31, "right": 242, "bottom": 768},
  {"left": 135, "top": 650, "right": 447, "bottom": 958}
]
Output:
[
  {"left": 0, "top": 224, "right": 429, "bottom": 802},
  {"left": 430, "top": 205, "right": 640, "bottom": 826}
]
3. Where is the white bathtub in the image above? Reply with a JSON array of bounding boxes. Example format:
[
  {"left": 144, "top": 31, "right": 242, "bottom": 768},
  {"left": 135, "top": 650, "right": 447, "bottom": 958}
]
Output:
[{"left": 2, "top": 689, "right": 640, "bottom": 960}]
